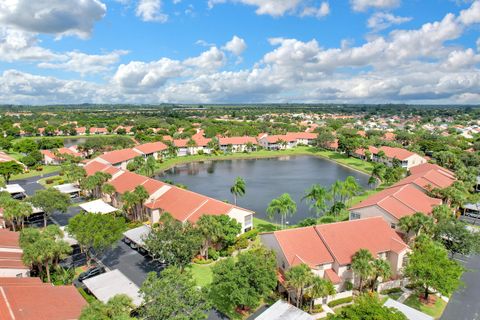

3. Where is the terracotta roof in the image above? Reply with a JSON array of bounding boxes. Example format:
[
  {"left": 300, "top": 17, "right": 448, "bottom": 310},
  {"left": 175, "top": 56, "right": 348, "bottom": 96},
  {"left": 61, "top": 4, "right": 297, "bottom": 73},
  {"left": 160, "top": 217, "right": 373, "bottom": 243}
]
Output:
[
  {"left": 57, "top": 147, "right": 81, "bottom": 157},
  {"left": 377, "top": 146, "right": 418, "bottom": 161},
  {"left": 0, "top": 230, "right": 21, "bottom": 249},
  {"left": 98, "top": 148, "right": 141, "bottom": 165},
  {"left": 0, "top": 278, "right": 43, "bottom": 286},
  {"left": 0, "top": 283, "right": 87, "bottom": 320},
  {"left": 109, "top": 171, "right": 150, "bottom": 194},
  {"left": 285, "top": 132, "right": 317, "bottom": 140},
  {"left": 324, "top": 269, "right": 342, "bottom": 284},
  {"left": 0, "top": 152, "right": 17, "bottom": 163},
  {"left": 350, "top": 184, "right": 442, "bottom": 219},
  {"left": 173, "top": 139, "right": 189, "bottom": 147},
  {"left": 314, "top": 217, "right": 408, "bottom": 265},
  {"left": 273, "top": 226, "right": 334, "bottom": 268},
  {"left": 134, "top": 141, "right": 168, "bottom": 154},
  {"left": 219, "top": 136, "right": 257, "bottom": 145},
  {"left": 354, "top": 146, "right": 379, "bottom": 156},
  {"left": 40, "top": 150, "right": 56, "bottom": 160},
  {"left": 393, "top": 169, "right": 456, "bottom": 191},
  {"left": 357, "top": 130, "right": 366, "bottom": 137},
  {"left": 84, "top": 161, "right": 121, "bottom": 176},
  {"left": 383, "top": 132, "right": 396, "bottom": 141},
  {"left": 409, "top": 163, "right": 455, "bottom": 177}
]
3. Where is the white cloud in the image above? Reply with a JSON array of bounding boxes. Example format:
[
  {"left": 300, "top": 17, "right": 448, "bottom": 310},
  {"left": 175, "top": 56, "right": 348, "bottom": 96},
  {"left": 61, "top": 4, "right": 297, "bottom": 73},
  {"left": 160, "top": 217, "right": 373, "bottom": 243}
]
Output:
[
  {"left": 0, "top": 0, "right": 106, "bottom": 39},
  {"left": 136, "top": 0, "right": 168, "bottom": 22},
  {"left": 367, "top": 12, "right": 412, "bottom": 31},
  {"left": 0, "top": 28, "right": 62, "bottom": 62},
  {"left": 458, "top": 0, "right": 480, "bottom": 25},
  {"left": 223, "top": 36, "right": 247, "bottom": 56},
  {"left": 350, "top": 0, "right": 400, "bottom": 12},
  {"left": 301, "top": 2, "right": 330, "bottom": 18},
  {"left": 38, "top": 50, "right": 129, "bottom": 76},
  {"left": 184, "top": 46, "right": 226, "bottom": 70}
]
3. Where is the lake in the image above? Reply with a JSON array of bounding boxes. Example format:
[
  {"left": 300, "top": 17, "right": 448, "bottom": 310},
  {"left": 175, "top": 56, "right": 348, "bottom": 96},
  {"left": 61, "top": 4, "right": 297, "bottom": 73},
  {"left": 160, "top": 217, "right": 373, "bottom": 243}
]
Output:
[
  {"left": 63, "top": 137, "right": 87, "bottom": 147},
  {"left": 155, "top": 155, "right": 370, "bottom": 224}
]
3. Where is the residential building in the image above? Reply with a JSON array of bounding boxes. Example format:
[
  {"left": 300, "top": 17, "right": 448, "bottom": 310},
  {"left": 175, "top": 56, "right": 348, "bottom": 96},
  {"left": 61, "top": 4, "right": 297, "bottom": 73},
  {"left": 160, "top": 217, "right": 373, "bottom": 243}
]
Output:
[
  {"left": 0, "top": 230, "right": 29, "bottom": 277},
  {"left": 41, "top": 147, "right": 82, "bottom": 165},
  {"left": 92, "top": 148, "right": 142, "bottom": 169},
  {"left": 373, "top": 146, "right": 427, "bottom": 170},
  {"left": 261, "top": 217, "right": 409, "bottom": 292},
  {"left": 349, "top": 184, "right": 442, "bottom": 229},
  {"left": 392, "top": 163, "right": 456, "bottom": 192},
  {"left": 218, "top": 136, "right": 257, "bottom": 152},
  {"left": 133, "top": 141, "right": 168, "bottom": 160}
]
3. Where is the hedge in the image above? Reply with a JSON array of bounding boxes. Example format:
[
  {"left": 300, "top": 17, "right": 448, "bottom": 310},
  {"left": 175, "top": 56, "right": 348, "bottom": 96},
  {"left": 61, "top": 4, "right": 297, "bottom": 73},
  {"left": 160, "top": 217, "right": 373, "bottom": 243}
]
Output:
[{"left": 327, "top": 296, "right": 354, "bottom": 308}]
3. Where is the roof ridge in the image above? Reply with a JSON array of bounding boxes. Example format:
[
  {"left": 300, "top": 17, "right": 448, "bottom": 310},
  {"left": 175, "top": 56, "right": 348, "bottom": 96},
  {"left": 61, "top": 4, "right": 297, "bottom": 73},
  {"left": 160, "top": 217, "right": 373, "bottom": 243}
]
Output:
[{"left": 183, "top": 199, "right": 210, "bottom": 222}]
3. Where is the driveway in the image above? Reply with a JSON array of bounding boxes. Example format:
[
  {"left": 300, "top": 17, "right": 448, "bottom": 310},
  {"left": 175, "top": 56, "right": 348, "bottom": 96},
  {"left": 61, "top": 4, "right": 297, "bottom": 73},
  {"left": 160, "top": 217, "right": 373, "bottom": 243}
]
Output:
[{"left": 441, "top": 254, "right": 480, "bottom": 320}]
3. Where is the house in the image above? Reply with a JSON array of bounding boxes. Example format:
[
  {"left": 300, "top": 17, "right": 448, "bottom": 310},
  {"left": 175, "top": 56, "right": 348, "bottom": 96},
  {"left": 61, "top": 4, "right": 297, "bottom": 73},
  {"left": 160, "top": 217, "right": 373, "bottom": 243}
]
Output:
[
  {"left": 93, "top": 148, "right": 142, "bottom": 169},
  {"left": 373, "top": 146, "right": 427, "bottom": 170},
  {"left": 353, "top": 146, "right": 379, "bottom": 160},
  {"left": 258, "top": 134, "right": 297, "bottom": 150},
  {"left": 218, "top": 136, "right": 257, "bottom": 153},
  {"left": 349, "top": 184, "right": 442, "bottom": 229},
  {"left": 83, "top": 160, "right": 123, "bottom": 178},
  {"left": 0, "top": 152, "right": 18, "bottom": 164},
  {"left": 133, "top": 141, "right": 168, "bottom": 160},
  {"left": 0, "top": 230, "right": 29, "bottom": 277},
  {"left": 392, "top": 163, "right": 456, "bottom": 193},
  {"left": 89, "top": 127, "right": 108, "bottom": 135},
  {"left": 0, "top": 277, "right": 87, "bottom": 320},
  {"left": 261, "top": 217, "right": 409, "bottom": 292},
  {"left": 41, "top": 147, "right": 82, "bottom": 165}
]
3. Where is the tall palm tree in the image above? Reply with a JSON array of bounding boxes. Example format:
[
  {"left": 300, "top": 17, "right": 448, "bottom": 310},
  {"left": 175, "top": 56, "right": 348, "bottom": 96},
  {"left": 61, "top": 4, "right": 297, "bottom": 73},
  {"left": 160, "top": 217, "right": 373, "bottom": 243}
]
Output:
[
  {"left": 370, "top": 259, "right": 392, "bottom": 291},
  {"left": 143, "top": 156, "right": 157, "bottom": 177},
  {"left": 133, "top": 186, "right": 149, "bottom": 221},
  {"left": 101, "top": 183, "right": 117, "bottom": 206},
  {"left": 305, "top": 277, "right": 336, "bottom": 313},
  {"left": 230, "top": 177, "right": 246, "bottom": 205},
  {"left": 351, "top": 249, "right": 374, "bottom": 292},
  {"left": 285, "top": 263, "right": 313, "bottom": 308},
  {"left": 267, "top": 193, "right": 297, "bottom": 230},
  {"left": 343, "top": 176, "right": 362, "bottom": 205},
  {"left": 303, "top": 184, "right": 332, "bottom": 217},
  {"left": 330, "top": 180, "right": 344, "bottom": 203},
  {"left": 122, "top": 191, "right": 138, "bottom": 220}
]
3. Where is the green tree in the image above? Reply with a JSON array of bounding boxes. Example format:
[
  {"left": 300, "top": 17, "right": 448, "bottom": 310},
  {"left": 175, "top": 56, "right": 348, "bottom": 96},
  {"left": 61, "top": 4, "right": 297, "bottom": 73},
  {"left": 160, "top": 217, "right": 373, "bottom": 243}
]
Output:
[
  {"left": 230, "top": 176, "right": 246, "bottom": 205},
  {"left": 208, "top": 246, "right": 277, "bottom": 316},
  {"left": 67, "top": 213, "right": 126, "bottom": 266},
  {"left": 196, "top": 215, "right": 223, "bottom": 259},
  {"left": 140, "top": 267, "right": 210, "bottom": 320},
  {"left": 142, "top": 155, "right": 156, "bottom": 177},
  {"left": 144, "top": 213, "right": 201, "bottom": 270},
  {"left": 434, "top": 220, "right": 480, "bottom": 258},
  {"left": 266, "top": 193, "right": 297, "bottom": 229},
  {"left": 351, "top": 249, "right": 374, "bottom": 292},
  {"left": 370, "top": 259, "right": 392, "bottom": 291},
  {"left": 61, "top": 163, "right": 86, "bottom": 183},
  {"left": 305, "top": 277, "right": 335, "bottom": 313},
  {"left": 343, "top": 176, "right": 362, "bottom": 205},
  {"left": 13, "top": 139, "right": 38, "bottom": 153},
  {"left": 28, "top": 188, "right": 71, "bottom": 228},
  {"left": 0, "top": 161, "right": 23, "bottom": 183},
  {"left": 303, "top": 184, "right": 332, "bottom": 217},
  {"left": 405, "top": 238, "right": 464, "bottom": 300},
  {"left": 398, "top": 212, "right": 434, "bottom": 239},
  {"left": 80, "top": 294, "right": 134, "bottom": 320},
  {"left": 81, "top": 172, "right": 111, "bottom": 199},
  {"left": 2, "top": 199, "right": 33, "bottom": 231},
  {"left": 285, "top": 263, "right": 314, "bottom": 308},
  {"left": 327, "top": 294, "right": 407, "bottom": 320}
]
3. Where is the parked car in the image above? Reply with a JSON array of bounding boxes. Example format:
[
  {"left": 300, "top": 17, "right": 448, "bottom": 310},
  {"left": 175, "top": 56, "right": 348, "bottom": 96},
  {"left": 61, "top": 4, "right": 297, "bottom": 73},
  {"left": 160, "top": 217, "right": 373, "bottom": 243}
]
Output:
[{"left": 78, "top": 266, "right": 105, "bottom": 282}]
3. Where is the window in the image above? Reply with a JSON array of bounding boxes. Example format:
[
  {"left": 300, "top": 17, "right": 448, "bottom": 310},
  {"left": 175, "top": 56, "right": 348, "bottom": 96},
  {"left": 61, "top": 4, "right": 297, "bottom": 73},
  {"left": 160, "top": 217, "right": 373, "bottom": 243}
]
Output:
[
  {"left": 346, "top": 264, "right": 351, "bottom": 270},
  {"left": 390, "top": 223, "right": 396, "bottom": 229},
  {"left": 350, "top": 212, "right": 361, "bottom": 220},
  {"left": 245, "top": 214, "right": 253, "bottom": 227}
]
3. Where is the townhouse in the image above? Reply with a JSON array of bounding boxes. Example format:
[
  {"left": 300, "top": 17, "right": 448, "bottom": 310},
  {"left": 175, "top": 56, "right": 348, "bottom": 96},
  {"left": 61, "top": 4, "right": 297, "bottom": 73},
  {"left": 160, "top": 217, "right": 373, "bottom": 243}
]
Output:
[
  {"left": 218, "top": 136, "right": 257, "bottom": 153},
  {"left": 392, "top": 163, "right": 456, "bottom": 192},
  {"left": 258, "top": 132, "right": 317, "bottom": 150},
  {"left": 84, "top": 161, "right": 254, "bottom": 233},
  {"left": 92, "top": 148, "right": 142, "bottom": 170},
  {"left": 372, "top": 146, "right": 427, "bottom": 170},
  {"left": 41, "top": 147, "right": 83, "bottom": 165},
  {"left": 349, "top": 184, "right": 442, "bottom": 229},
  {"left": 261, "top": 217, "right": 409, "bottom": 292},
  {"left": 133, "top": 141, "right": 168, "bottom": 160},
  {"left": 0, "top": 229, "right": 29, "bottom": 277}
]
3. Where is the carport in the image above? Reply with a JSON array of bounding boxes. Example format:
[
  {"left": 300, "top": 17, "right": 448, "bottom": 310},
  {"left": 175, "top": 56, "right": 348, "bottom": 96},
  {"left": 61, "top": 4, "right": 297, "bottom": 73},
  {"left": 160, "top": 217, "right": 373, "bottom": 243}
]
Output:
[
  {"left": 123, "top": 225, "right": 151, "bottom": 250},
  {"left": 79, "top": 199, "right": 117, "bottom": 214},
  {"left": 53, "top": 183, "right": 81, "bottom": 198},
  {"left": 0, "top": 184, "right": 27, "bottom": 199}
]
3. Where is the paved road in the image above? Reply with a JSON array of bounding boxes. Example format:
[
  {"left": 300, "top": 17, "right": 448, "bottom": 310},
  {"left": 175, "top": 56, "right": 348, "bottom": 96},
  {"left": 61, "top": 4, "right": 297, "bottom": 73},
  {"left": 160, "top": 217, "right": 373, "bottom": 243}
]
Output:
[{"left": 441, "top": 254, "right": 480, "bottom": 320}]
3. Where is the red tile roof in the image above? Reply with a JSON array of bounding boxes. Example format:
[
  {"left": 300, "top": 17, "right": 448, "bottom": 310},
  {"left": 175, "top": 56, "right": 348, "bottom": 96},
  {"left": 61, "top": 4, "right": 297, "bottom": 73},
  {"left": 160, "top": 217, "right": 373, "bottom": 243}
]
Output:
[
  {"left": 274, "top": 226, "right": 334, "bottom": 267},
  {"left": 109, "top": 171, "right": 150, "bottom": 194},
  {"left": 0, "top": 282, "right": 87, "bottom": 320},
  {"left": 84, "top": 161, "right": 121, "bottom": 176},
  {"left": 134, "top": 141, "right": 168, "bottom": 154},
  {"left": 409, "top": 163, "right": 455, "bottom": 177},
  {"left": 350, "top": 184, "right": 442, "bottom": 219},
  {"left": 0, "top": 229, "right": 21, "bottom": 250},
  {"left": 219, "top": 136, "right": 257, "bottom": 145},
  {"left": 98, "top": 148, "right": 141, "bottom": 165},
  {"left": 377, "top": 146, "right": 418, "bottom": 161},
  {"left": 314, "top": 217, "right": 408, "bottom": 265},
  {"left": 354, "top": 146, "right": 379, "bottom": 156},
  {"left": 324, "top": 269, "right": 342, "bottom": 284},
  {"left": 0, "top": 152, "right": 17, "bottom": 163},
  {"left": 383, "top": 132, "right": 396, "bottom": 141},
  {"left": 393, "top": 168, "right": 456, "bottom": 191}
]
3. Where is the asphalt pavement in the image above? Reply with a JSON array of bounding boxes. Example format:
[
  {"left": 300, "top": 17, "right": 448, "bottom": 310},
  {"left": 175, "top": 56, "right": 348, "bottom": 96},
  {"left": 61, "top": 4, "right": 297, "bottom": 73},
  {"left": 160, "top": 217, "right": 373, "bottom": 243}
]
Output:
[{"left": 441, "top": 254, "right": 480, "bottom": 320}]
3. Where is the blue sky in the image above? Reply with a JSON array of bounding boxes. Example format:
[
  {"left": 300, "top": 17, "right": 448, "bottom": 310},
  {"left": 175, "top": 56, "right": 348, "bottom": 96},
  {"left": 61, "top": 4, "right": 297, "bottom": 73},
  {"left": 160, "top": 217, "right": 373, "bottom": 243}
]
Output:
[{"left": 0, "top": 0, "right": 479, "bottom": 104}]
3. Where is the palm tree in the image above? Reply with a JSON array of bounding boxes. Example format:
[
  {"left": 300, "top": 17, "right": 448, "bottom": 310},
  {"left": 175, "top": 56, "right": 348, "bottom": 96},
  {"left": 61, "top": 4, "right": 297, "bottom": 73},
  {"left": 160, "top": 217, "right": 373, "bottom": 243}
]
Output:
[
  {"left": 230, "top": 177, "right": 246, "bottom": 205},
  {"left": 370, "top": 259, "right": 392, "bottom": 291},
  {"left": 122, "top": 191, "right": 138, "bottom": 220},
  {"left": 303, "top": 184, "right": 332, "bottom": 217},
  {"left": 285, "top": 263, "right": 313, "bottom": 308},
  {"left": 343, "top": 176, "right": 362, "bottom": 205},
  {"left": 267, "top": 193, "right": 297, "bottom": 230},
  {"left": 196, "top": 215, "right": 222, "bottom": 259},
  {"left": 143, "top": 156, "right": 157, "bottom": 177},
  {"left": 370, "top": 163, "right": 386, "bottom": 185},
  {"left": 330, "top": 180, "right": 344, "bottom": 203},
  {"left": 101, "top": 183, "right": 117, "bottom": 206},
  {"left": 351, "top": 249, "right": 374, "bottom": 292},
  {"left": 305, "top": 277, "right": 335, "bottom": 313}
]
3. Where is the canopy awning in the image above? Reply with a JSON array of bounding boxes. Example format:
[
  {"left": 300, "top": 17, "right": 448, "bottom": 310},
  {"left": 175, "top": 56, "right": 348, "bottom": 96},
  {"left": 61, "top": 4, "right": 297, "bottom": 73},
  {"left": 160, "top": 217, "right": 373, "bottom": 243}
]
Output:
[
  {"left": 123, "top": 225, "right": 151, "bottom": 247},
  {"left": 53, "top": 183, "right": 81, "bottom": 194},
  {"left": 79, "top": 199, "right": 117, "bottom": 214},
  {"left": 0, "top": 184, "right": 26, "bottom": 195}
]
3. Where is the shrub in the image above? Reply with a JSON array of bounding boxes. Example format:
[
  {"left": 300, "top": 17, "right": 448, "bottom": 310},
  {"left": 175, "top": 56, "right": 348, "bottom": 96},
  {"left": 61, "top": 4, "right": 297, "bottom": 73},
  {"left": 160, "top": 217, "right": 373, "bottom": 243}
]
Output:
[
  {"left": 380, "top": 287, "right": 403, "bottom": 295},
  {"left": 319, "top": 215, "right": 335, "bottom": 224},
  {"left": 235, "top": 237, "right": 248, "bottom": 250},
  {"left": 35, "top": 165, "right": 44, "bottom": 171},
  {"left": 208, "top": 248, "right": 219, "bottom": 261},
  {"left": 197, "top": 150, "right": 204, "bottom": 155},
  {"left": 297, "top": 218, "right": 317, "bottom": 227},
  {"left": 226, "top": 246, "right": 235, "bottom": 256},
  {"left": 311, "top": 305, "right": 324, "bottom": 314},
  {"left": 327, "top": 296, "right": 354, "bottom": 308},
  {"left": 240, "top": 229, "right": 259, "bottom": 241},
  {"left": 344, "top": 280, "right": 353, "bottom": 291},
  {"left": 192, "top": 257, "right": 213, "bottom": 265},
  {"left": 127, "top": 221, "right": 144, "bottom": 229},
  {"left": 46, "top": 179, "right": 54, "bottom": 184}
]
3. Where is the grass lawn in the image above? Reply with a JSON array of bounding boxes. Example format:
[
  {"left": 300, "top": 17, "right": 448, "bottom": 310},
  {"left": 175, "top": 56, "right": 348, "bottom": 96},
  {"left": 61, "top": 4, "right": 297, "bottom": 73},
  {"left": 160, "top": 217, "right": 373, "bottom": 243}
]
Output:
[
  {"left": 387, "top": 291, "right": 403, "bottom": 300},
  {"left": 404, "top": 294, "right": 447, "bottom": 319},
  {"left": 254, "top": 217, "right": 281, "bottom": 232},
  {"left": 188, "top": 262, "right": 214, "bottom": 287},
  {"left": 37, "top": 175, "right": 64, "bottom": 187},
  {"left": 11, "top": 165, "right": 61, "bottom": 181},
  {"left": 155, "top": 146, "right": 374, "bottom": 175},
  {"left": 13, "top": 134, "right": 117, "bottom": 142}
]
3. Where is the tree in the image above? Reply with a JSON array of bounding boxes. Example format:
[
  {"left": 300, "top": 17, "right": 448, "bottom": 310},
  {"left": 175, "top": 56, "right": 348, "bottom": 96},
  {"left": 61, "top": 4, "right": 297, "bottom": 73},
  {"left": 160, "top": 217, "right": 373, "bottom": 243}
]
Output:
[
  {"left": 303, "top": 184, "right": 332, "bottom": 217},
  {"left": 62, "top": 163, "right": 86, "bottom": 183},
  {"left": 398, "top": 212, "right": 434, "bottom": 239},
  {"left": 405, "top": 238, "right": 463, "bottom": 300},
  {"left": 351, "top": 249, "right": 374, "bottom": 292},
  {"left": 208, "top": 246, "right": 277, "bottom": 315},
  {"left": 81, "top": 172, "right": 111, "bottom": 199},
  {"left": 370, "top": 259, "right": 392, "bottom": 291},
  {"left": 305, "top": 277, "right": 335, "bottom": 313},
  {"left": 29, "top": 189, "right": 71, "bottom": 228},
  {"left": 285, "top": 263, "right": 313, "bottom": 308},
  {"left": 67, "top": 213, "right": 126, "bottom": 266},
  {"left": 196, "top": 215, "right": 223, "bottom": 259},
  {"left": 101, "top": 183, "right": 117, "bottom": 206},
  {"left": 144, "top": 213, "right": 201, "bottom": 270},
  {"left": 2, "top": 199, "right": 33, "bottom": 231},
  {"left": 0, "top": 161, "right": 23, "bottom": 183},
  {"left": 434, "top": 220, "right": 480, "bottom": 258},
  {"left": 122, "top": 185, "right": 149, "bottom": 221},
  {"left": 230, "top": 176, "right": 246, "bottom": 205},
  {"left": 266, "top": 193, "right": 297, "bottom": 229},
  {"left": 20, "top": 225, "right": 72, "bottom": 283},
  {"left": 140, "top": 267, "right": 210, "bottom": 320},
  {"left": 343, "top": 176, "right": 362, "bottom": 205},
  {"left": 370, "top": 163, "right": 386, "bottom": 185},
  {"left": 13, "top": 139, "right": 38, "bottom": 153},
  {"left": 315, "top": 130, "right": 336, "bottom": 150},
  {"left": 80, "top": 294, "right": 134, "bottom": 320},
  {"left": 142, "top": 156, "right": 156, "bottom": 177},
  {"left": 327, "top": 294, "right": 407, "bottom": 320}
]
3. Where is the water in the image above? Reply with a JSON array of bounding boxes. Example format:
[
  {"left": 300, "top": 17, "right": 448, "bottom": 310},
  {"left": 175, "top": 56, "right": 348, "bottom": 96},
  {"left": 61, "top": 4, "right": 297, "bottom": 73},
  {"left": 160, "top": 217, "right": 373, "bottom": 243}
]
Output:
[
  {"left": 63, "top": 137, "right": 87, "bottom": 147},
  {"left": 154, "top": 155, "right": 370, "bottom": 224}
]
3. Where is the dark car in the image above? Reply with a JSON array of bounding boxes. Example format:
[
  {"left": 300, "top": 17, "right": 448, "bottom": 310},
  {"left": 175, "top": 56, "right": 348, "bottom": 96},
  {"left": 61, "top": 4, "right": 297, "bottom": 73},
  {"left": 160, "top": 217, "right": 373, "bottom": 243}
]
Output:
[{"left": 78, "top": 266, "right": 105, "bottom": 282}]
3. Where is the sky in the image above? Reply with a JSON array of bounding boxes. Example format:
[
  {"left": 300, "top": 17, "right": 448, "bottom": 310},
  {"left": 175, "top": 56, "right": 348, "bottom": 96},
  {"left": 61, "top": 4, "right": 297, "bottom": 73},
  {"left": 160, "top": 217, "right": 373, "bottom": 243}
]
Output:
[{"left": 0, "top": 0, "right": 480, "bottom": 105}]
